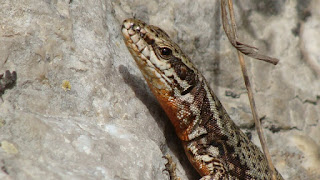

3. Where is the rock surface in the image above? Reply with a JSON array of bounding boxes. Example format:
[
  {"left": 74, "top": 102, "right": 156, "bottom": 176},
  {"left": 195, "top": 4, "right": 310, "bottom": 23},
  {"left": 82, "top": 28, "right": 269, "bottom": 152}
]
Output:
[{"left": 0, "top": 0, "right": 319, "bottom": 179}]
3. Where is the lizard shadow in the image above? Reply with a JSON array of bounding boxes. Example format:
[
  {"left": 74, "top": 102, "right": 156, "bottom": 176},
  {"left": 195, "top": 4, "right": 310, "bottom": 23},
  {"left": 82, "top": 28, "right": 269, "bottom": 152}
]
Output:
[{"left": 119, "top": 65, "right": 200, "bottom": 179}]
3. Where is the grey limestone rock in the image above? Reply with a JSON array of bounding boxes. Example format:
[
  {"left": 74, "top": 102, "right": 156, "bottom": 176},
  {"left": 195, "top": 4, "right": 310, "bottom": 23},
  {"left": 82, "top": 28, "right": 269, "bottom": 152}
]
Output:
[{"left": 0, "top": 0, "right": 319, "bottom": 179}]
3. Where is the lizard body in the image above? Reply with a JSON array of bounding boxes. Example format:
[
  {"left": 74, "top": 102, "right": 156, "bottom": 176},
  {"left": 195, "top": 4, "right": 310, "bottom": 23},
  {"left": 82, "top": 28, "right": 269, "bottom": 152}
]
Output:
[{"left": 121, "top": 18, "right": 283, "bottom": 180}]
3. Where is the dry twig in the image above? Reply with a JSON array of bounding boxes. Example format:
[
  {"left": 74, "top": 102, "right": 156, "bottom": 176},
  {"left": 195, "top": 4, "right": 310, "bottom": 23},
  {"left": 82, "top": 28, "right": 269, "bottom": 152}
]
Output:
[
  {"left": 221, "top": 0, "right": 279, "bottom": 65},
  {"left": 220, "top": 1, "right": 278, "bottom": 179}
]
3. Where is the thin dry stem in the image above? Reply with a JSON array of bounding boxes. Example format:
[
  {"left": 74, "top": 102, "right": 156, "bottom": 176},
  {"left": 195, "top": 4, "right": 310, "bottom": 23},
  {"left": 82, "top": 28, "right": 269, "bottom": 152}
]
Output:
[
  {"left": 221, "top": 0, "right": 279, "bottom": 65},
  {"left": 221, "top": 0, "right": 278, "bottom": 179}
]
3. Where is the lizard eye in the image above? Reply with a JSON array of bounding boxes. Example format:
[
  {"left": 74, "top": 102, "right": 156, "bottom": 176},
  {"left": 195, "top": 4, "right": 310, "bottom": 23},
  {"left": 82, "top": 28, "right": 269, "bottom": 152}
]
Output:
[{"left": 160, "top": 47, "right": 172, "bottom": 56}]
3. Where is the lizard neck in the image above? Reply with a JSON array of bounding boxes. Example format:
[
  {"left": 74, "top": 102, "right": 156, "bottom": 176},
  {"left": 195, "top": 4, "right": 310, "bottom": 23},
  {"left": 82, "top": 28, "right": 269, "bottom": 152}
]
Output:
[{"left": 148, "top": 74, "right": 216, "bottom": 142}]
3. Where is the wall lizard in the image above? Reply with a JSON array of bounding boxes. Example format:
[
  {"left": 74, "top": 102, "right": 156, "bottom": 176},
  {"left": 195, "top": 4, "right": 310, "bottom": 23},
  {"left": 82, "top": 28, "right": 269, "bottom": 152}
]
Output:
[{"left": 121, "top": 18, "right": 283, "bottom": 180}]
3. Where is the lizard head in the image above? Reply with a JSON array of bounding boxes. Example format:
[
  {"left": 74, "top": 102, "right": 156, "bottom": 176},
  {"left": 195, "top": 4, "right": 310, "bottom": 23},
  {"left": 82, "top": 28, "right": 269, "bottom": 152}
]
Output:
[{"left": 121, "top": 18, "right": 199, "bottom": 97}]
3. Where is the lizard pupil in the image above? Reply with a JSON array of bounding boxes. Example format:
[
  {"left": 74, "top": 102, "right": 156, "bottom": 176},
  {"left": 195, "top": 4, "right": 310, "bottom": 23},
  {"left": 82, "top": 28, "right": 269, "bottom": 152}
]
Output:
[{"left": 160, "top": 48, "right": 172, "bottom": 56}]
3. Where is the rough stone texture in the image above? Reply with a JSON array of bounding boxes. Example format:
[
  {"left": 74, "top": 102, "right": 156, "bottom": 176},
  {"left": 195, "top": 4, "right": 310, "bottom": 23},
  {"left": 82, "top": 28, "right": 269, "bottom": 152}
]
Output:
[{"left": 0, "top": 0, "right": 319, "bottom": 179}]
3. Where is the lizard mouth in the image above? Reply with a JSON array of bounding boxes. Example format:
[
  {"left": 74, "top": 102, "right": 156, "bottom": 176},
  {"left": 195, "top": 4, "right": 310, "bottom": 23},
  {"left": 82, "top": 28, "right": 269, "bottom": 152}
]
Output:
[
  {"left": 121, "top": 19, "right": 151, "bottom": 61},
  {"left": 121, "top": 19, "right": 172, "bottom": 91}
]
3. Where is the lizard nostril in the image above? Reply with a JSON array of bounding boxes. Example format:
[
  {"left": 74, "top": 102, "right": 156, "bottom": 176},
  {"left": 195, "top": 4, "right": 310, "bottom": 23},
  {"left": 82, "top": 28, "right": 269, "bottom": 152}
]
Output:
[{"left": 133, "top": 24, "right": 140, "bottom": 31}]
